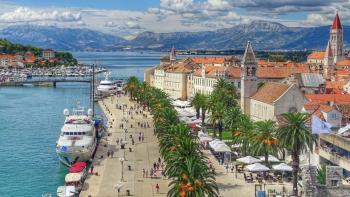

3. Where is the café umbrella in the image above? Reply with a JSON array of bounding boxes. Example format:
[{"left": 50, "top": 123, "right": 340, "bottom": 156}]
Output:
[
  {"left": 245, "top": 163, "right": 270, "bottom": 172},
  {"left": 237, "top": 156, "right": 261, "bottom": 164}
]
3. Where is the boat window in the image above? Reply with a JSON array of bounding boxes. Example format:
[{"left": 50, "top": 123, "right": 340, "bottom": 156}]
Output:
[{"left": 74, "top": 132, "right": 78, "bottom": 135}]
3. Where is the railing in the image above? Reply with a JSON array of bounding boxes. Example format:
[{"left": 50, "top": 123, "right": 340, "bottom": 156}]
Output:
[{"left": 319, "top": 148, "right": 350, "bottom": 171}]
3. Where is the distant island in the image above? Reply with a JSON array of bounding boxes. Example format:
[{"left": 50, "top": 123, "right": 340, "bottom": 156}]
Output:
[{"left": 0, "top": 39, "right": 77, "bottom": 68}]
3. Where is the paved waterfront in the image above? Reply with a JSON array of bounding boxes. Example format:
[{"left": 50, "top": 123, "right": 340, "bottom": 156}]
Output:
[
  {"left": 80, "top": 94, "right": 168, "bottom": 197},
  {"left": 204, "top": 150, "right": 293, "bottom": 197}
]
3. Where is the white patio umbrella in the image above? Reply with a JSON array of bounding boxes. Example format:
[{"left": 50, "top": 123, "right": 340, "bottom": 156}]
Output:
[
  {"left": 245, "top": 163, "right": 270, "bottom": 172},
  {"left": 258, "top": 155, "right": 280, "bottom": 162},
  {"left": 237, "top": 156, "right": 261, "bottom": 164},
  {"left": 213, "top": 143, "right": 231, "bottom": 153},
  {"left": 272, "top": 163, "right": 292, "bottom": 172}
]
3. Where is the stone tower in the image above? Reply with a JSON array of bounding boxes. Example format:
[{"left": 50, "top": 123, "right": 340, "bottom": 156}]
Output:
[
  {"left": 169, "top": 46, "right": 176, "bottom": 66},
  {"left": 329, "top": 11, "right": 343, "bottom": 64},
  {"left": 323, "top": 41, "right": 334, "bottom": 79},
  {"left": 240, "top": 41, "right": 257, "bottom": 115}
]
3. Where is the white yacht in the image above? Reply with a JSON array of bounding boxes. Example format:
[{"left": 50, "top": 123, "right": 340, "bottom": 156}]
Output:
[
  {"left": 56, "top": 106, "right": 97, "bottom": 166},
  {"left": 97, "top": 72, "right": 117, "bottom": 94}
]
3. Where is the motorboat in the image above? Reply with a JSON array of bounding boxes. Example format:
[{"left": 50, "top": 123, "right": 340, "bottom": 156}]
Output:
[
  {"left": 56, "top": 162, "right": 88, "bottom": 197},
  {"left": 96, "top": 72, "right": 117, "bottom": 95},
  {"left": 56, "top": 106, "right": 97, "bottom": 166}
]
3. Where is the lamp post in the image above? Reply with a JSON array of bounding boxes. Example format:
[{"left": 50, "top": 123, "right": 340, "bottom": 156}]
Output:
[
  {"left": 119, "top": 157, "right": 125, "bottom": 182},
  {"left": 115, "top": 182, "right": 123, "bottom": 196}
]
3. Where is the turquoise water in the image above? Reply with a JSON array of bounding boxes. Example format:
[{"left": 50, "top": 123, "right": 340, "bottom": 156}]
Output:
[{"left": 0, "top": 52, "right": 163, "bottom": 196}]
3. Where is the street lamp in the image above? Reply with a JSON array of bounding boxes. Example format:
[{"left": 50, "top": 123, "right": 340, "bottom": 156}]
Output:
[{"left": 119, "top": 157, "right": 125, "bottom": 182}]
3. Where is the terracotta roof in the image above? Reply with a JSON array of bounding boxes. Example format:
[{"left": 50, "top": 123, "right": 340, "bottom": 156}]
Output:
[
  {"left": 332, "top": 12, "right": 342, "bottom": 30},
  {"left": 326, "top": 81, "right": 345, "bottom": 90},
  {"left": 156, "top": 62, "right": 195, "bottom": 73},
  {"left": 336, "top": 58, "right": 350, "bottom": 67},
  {"left": 189, "top": 57, "right": 226, "bottom": 64},
  {"left": 251, "top": 82, "right": 291, "bottom": 104},
  {"left": 305, "top": 94, "right": 350, "bottom": 105},
  {"left": 0, "top": 54, "right": 15, "bottom": 59},
  {"left": 308, "top": 51, "right": 325, "bottom": 59}
]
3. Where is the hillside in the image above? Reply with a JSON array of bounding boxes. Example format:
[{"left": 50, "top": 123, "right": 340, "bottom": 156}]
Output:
[{"left": 1, "top": 21, "right": 349, "bottom": 51}]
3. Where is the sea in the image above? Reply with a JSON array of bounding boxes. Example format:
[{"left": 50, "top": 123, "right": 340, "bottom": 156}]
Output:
[{"left": 0, "top": 51, "right": 165, "bottom": 197}]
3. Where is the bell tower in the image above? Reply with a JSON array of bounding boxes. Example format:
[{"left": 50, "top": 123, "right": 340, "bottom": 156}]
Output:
[
  {"left": 169, "top": 46, "right": 176, "bottom": 66},
  {"left": 240, "top": 41, "right": 257, "bottom": 115},
  {"left": 329, "top": 11, "right": 343, "bottom": 64}
]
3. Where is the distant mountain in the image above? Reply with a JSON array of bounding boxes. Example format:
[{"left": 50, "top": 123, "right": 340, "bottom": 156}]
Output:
[
  {"left": 0, "top": 25, "right": 126, "bottom": 51},
  {"left": 129, "top": 21, "right": 350, "bottom": 50},
  {"left": 1, "top": 21, "right": 349, "bottom": 51}
]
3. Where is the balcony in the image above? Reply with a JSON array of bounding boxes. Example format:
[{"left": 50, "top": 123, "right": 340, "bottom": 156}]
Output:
[
  {"left": 319, "top": 147, "right": 350, "bottom": 172},
  {"left": 320, "top": 134, "right": 350, "bottom": 152}
]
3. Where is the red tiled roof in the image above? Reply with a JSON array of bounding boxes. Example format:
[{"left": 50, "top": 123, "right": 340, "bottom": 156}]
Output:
[
  {"left": 251, "top": 82, "right": 291, "bottom": 104},
  {"left": 336, "top": 58, "right": 350, "bottom": 67},
  {"left": 332, "top": 12, "right": 342, "bottom": 30},
  {"left": 305, "top": 94, "right": 350, "bottom": 105},
  {"left": 189, "top": 57, "right": 226, "bottom": 64},
  {"left": 308, "top": 51, "right": 325, "bottom": 59}
]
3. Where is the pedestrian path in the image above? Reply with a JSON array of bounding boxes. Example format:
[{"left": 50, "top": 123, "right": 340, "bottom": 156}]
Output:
[{"left": 80, "top": 94, "right": 168, "bottom": 197}]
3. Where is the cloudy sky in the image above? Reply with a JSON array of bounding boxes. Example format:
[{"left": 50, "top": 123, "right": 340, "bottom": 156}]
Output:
[{"left": 0, "top": 0, "right": 348, "bottom": 39}]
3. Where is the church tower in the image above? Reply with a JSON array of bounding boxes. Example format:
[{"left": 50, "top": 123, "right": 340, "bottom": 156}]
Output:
[
  {"left": 240, "top": 41, "right": 257, "bottom": 115},
  {"left": 169, "top": 46, "right": 176, "bottom": 66},
  {"left": 329, "top": 11, "right": 343, "bottom": 64},
  {"left": 323, "top": 41, "right": 334, "bottom": 79}
]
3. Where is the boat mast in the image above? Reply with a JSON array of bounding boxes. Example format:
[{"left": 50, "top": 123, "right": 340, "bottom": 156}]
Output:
[{"left": 90, "top": 64, "right": 95, "bottom": 117}]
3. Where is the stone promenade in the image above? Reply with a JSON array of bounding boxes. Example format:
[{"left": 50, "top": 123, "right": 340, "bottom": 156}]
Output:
[{"left": 80, "top": 94, "right": 168, "bottom": 197}]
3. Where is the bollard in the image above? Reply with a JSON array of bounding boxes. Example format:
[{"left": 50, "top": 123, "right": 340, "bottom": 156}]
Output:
[
  {"left": 126, "top": 189, "right": 130, "bottom": 196},
  {"left": 129, "top": 147, "right": 132, "bottom": 152},
  {"left": 128, "top": 165, "right": 131, "bottom": 171}
]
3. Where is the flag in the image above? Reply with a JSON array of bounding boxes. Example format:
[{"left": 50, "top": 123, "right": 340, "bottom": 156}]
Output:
[{"left": 312, "top": 115, "right": 332, "bottom": 134}]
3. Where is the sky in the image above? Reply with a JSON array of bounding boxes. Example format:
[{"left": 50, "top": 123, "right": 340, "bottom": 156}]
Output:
[{"left": 0, "top": 0, "right": 349, "bottom": 39}]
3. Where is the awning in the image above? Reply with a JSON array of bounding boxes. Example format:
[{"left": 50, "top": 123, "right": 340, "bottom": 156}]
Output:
[
  {"left": 245, "top": 163, "right": 270, "bottom": 172},
  {"left": 65, "top": 173, "right": 82, "bottom": 183},
  {"left": 237, "top": 156, "right": 262, "bottom": 164}
]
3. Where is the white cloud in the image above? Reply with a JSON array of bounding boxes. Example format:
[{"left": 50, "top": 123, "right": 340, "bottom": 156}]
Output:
[{"left": 0, "top": 7, "right": 81, "bottom": 23}]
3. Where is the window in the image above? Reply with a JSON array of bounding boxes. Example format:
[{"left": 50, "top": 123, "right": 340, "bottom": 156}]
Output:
[{"left": 331, "top": 180, "right": 339, "bottom": 187}]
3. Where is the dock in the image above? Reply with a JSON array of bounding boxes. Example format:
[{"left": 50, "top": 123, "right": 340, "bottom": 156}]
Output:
[{"left": 79, "top": 94, "right": 168, "bottom": 197}]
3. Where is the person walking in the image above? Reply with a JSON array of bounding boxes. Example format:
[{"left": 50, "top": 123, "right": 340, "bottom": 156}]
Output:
[
  {"left": 141, "top": 133, "right": 144, "bottom": 142},
  {"left": 155, "top": 183, "right": 160, "bottom": 194},
  {"left": 90, "top": 165, "right": 94, "bottom": 174},
  {"left": 143, "top": 168, "right": 145, "bottom": 178},
  {"left": 111, "top": 150, "right": 114, "bottom": 158},
  {"left": 146, "top": 170, "right": 148, "bottom": 178}
]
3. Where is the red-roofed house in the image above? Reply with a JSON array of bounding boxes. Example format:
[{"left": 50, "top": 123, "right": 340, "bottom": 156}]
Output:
[
  {"left": 307, "top": 51, "right": 325, "bottom": 64},
  {"left": 42, "top": 49, "right": 55, "bottom": 60}
]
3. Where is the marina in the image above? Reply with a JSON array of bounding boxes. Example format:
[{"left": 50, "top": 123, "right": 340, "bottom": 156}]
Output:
[{"left": 0, "top": 52, "right": 161, "bottom": 196}]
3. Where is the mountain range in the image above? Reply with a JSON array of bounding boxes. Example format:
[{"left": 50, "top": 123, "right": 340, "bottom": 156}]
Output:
[{"left": 0, "top": 21, "right": 349, "bottom": 51}]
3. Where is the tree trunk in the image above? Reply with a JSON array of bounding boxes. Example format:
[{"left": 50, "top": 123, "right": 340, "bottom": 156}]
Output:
[
  {"left": 196, "top": 108, "right": 200, "bottom": 119},
  {"left": 201, "top": 109, "right": 206, "bottom": 126},
  {"left": 218, "top": 122, "right": 223, "bottom": 140},
  {"left": 291, "top": 150, "right": 300, "bottom": 196}
]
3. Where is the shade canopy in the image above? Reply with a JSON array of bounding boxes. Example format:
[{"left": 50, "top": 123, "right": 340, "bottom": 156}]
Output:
[
  {"left": 245, "top": 163, "right": 270, "bottom": 172},
  {"left": 213, "top": 143, "right": 231, "bottom": 152},
  {"left": 258, "top": 155, "right": 280, "bottom": 162},
  {"left": 237, "top": 156, "right": 261, "bottom": 164},
  {"left": 272, "top": 163, "right": 293, "bottom": 172},
  {"left": 65, "top": 173, "right": 83, "bottom": 183},
  {"left": 69, "top": 161, "right": 87, "bottom": 173}
]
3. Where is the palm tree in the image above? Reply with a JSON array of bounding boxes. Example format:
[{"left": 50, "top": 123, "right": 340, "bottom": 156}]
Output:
[
  {"left": 251, "top": 120, "right": 278, "bottom": 166},
  {"left": 191, "top": 93, "right": 202, "bottom": 119},
  {"left": 232, "top": 114, "right": 254, "bottom": 156},
  {"left": 224, "top": 107, "right": 241, "bottom": 136},
  {"left": 125, "top": 76, "right": 139, "bottom": 100},
  {"left": 277, "top": 112, "right": 316, "bottom": 196},
  {"left": 199, "top": 94, "right": 209, "bottom": 126},
  {"left": 209, "top": 101, "right": 225, "bottom": 139}
]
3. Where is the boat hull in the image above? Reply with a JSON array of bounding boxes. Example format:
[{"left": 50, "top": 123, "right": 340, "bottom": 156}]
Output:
[{"left": 56, "top": 139, "right": 97, "bottom": 166}]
